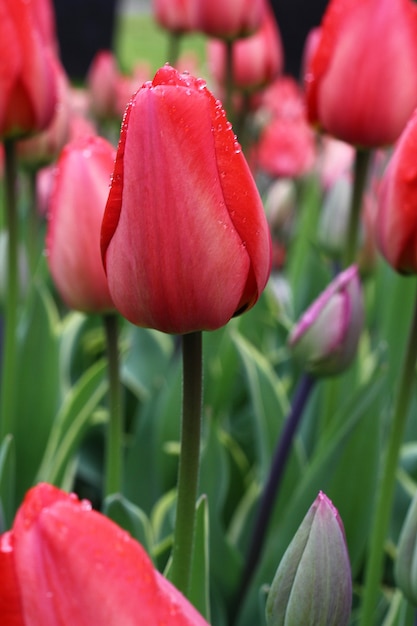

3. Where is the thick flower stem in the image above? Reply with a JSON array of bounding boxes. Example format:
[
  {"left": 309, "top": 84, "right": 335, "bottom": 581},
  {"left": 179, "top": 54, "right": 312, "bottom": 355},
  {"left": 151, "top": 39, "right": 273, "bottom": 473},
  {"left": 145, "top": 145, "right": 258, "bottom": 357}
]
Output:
[
  {"left": 224, "top": 39, "right": 235, "bottom": 123},
  {"left": 170, "top": 331, "right": 203, "bottom": 598},
  {"left": 343, "top": 148, "right": 372, "bottom": 267},
  {"left": 167, "top": 32, "right": 182, "bottom": 66},
  {"left": 359, "top": 281, "right": 417, "bottom": 626},
  {"left": 0, "top": 140, "right": 19, "bottom": 445},
  {"left": 103, "top": 313, "right": 123, "bottom": 497},
  {"left": 232, "top": 373, "right": 316, "bottom": 622}
]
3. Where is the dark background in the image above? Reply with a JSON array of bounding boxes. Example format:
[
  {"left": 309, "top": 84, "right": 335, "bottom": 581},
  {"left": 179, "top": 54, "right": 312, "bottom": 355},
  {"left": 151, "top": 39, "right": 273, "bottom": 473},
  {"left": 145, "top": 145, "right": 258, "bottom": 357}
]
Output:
[{"left": 53, "top": 0, "right": 329, "bottom": 81}]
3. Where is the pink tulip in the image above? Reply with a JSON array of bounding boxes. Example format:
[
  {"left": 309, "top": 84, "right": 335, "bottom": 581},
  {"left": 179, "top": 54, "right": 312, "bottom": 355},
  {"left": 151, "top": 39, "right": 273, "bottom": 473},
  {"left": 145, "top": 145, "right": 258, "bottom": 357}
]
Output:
[
  {"left": 152, "top": 0, "right": 197, "bottom": 33},
  {"left": 194, "top": 0, "right": 263, "bottom": 40},
  {"left": 376, "top": 109, "right": 417, "bottom": 273},
  {"left": 0, "top": 483, "right": 210, "bottom": 626},
  {"left": 305, "top": 0, "right": 417, "bottom": 147},
  {"left": 207, "top": 1, "right": 283, "bottom": 91},
  {"left": 0, "top": 0, "right": 58, "bottom": 139},
  {"left": 288, "top": 265, "right": 364, "bottom": 376},
  {"left": 17, "top": 58, "right": 71, "bottom": 169},
  {"left": 101, "top": 65, "right": 272, "bottom": 334},
  {"left": 46, "top": 135, "right": 115, "bottom": 313},
  {"left": 87, "top": 50, "right": 120, "bottom": 121},
  {"left": 255, "top": 76, "right": 316, "bottom": 178}
]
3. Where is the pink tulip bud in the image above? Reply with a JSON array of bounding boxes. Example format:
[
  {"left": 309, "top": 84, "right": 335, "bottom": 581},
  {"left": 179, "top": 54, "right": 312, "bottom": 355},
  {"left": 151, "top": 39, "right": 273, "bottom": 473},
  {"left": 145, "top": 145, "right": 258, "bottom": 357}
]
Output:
[
  {"left": 305, "top": 0, "right": 417, "bottom": 147},
  {"left": 0, "top": 483, "right": 210, "bottom": 626},
  {"left": 152, "top": 0, "right": 197, "bottom": 34},
  {"left": 288, "top": 266, "right": 363, "bottom": 377},
  {"left": 207, "top": 2, "right": 283, "bottom": 92},
  {"left": 266, "top": 492, "right": 352, "bottom": 626},
  {"left": 194, "top": 0, "right": 264, "bottom": 40},
  {"left": 46, "top": 135, "right": 115, "bottom": 313},
  {"left": 87, "top": 50, "right": 120, "bottom": 121},
  {"left": 101, "top": 65, "right": 272, "bottom": 334}
]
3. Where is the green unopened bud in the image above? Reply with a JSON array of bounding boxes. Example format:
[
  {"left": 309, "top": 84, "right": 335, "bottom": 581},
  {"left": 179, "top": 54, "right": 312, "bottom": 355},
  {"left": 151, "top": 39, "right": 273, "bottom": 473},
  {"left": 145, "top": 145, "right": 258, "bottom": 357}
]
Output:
[
  {"left": 395, "top": 490, "right": 417, "bottom": 606},
  {"left": 266, "top": 491, "right": 352, "bottom": 626},
  {"left": 288, "top": 265, "right": 363, "bottom": 377}
]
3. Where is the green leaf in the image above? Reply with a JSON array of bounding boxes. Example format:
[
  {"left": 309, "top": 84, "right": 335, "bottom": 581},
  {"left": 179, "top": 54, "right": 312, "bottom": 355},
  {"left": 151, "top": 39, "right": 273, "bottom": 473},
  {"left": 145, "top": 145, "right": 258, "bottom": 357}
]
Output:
[
  {"left": 36, "top": 358, "right": 108, "bottom": 486},
  {"left": 103, "top": 493, "right": 154, "bottom": 555},
  {"left": 14, "top": 281, "right": 61, "bottom": 502},
  {"left": 189, "top": 495, "right": 210, "bottom": 621},
  {"left": 232, "top": 330, "right": 291, "bottom": 479},
  {"left": 0, "top": 434, "right": 14, "bottom": 530}
]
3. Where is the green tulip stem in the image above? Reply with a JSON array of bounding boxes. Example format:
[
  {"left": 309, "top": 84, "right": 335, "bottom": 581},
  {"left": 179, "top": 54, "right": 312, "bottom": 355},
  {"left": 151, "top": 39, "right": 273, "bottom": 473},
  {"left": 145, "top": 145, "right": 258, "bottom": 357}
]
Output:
[
  {"left": 0, "top": 139, "right": 19, "bottom": 444},
  {"left": 103, "top": 313, "right": 123, "bottom": 497},
  {"left": 225, "top": 39, "right": 235, "bottom": 123},
  {"left": 343, "top": 148, "right": 372, "bottom": 268},
  {"left": 170, "top": 331, "right": 203, "bottom": 597},
  {"left": 167, "top": 32, "right": 182, "bottom": 66},
  {"left": 359, "top": 280, "right": 417, "bottom": 626}
]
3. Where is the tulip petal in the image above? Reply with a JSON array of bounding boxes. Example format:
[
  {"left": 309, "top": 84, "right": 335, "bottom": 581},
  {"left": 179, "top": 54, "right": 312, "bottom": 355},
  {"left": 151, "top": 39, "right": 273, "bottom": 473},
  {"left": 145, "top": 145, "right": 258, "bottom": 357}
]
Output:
[{"left": 11, "top": 483, "right": 208, "bottom": 626}]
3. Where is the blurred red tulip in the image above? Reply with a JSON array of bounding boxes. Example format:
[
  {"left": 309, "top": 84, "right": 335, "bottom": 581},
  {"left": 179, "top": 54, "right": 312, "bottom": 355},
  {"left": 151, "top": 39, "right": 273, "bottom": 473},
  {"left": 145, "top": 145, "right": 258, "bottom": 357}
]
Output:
[
  {"left": 101, "top": 65, "right": 271, "bottom": 334},
  {"left": 87, "top": 50, "right": 120, "bottom": 121},
  {"left": 17, "top": 58, "right": 71, "bottom": 169},
  {"left": 0, "top": 0, "right": 58, "bottom": 139},
  {"left": 255, "top": 76, "right": 316, "bottom": 178},
  {"left": 0, "top": 483, "right": 210, "bottom": 626},
  {"left": 305, "top": 0, "right": 417, "bottom": 148},
  {"left": 376, "top": 110, "right": 417, "bottom": 273},
  {"left": 152, "top": 0, "right": 197, "bottom": 33},
  {"left": 194, "top": 0, "right": 263, "bottom": 40},
  {"left": 46, "top": 135, "right": 115, "bottom": 313},
  {"left": 208, "top": 1, "right": 283, "bottom": 91}
]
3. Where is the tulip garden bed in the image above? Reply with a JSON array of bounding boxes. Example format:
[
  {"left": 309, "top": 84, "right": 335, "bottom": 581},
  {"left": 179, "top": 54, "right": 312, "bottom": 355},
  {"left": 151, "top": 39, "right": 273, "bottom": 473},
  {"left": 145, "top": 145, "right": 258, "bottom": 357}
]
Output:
[{"left": 2, "top": 2, "right": 417, "bottom": 626}]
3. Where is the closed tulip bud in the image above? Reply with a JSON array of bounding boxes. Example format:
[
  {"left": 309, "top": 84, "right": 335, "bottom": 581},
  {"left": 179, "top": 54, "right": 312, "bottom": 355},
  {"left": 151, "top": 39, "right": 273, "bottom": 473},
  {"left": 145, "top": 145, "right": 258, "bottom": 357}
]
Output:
[
  {"left": 46, "top": 135, "right": 115, "bottom": 313},
  {"left": 305, "top": 0, "right": 417, "bottom": 148},
  {"left": 194, "top": 0, "right": 263, "bottom": 40},
  {"left": 87, "top": 50, "right": 120, "bottom": 122},
  {"left": 395, "top": 490, "right": 417, "bottom": 606},
  {"left": 0, "top": 483, "right": 210, "bottom": 625},
  {"left": 266, "top": 491, "right": 352, "bottom": 626},
  {"left": 0, "top": 0, "right": 58, "bottom": 139},
  {"left": 288, "top": 265, "right": 363, "bottom": 377},
  {"left": 376, "top": 109, "right": 417, "bottom": 274},
  {"left": 101, "top": 65, "right": 272, "bottom": 334},
  {"left": 152, "top": 0, "right": 197, "bottom": 34},
  {"left": 207, "top": 2, "right": 283, "bottom": 92}
]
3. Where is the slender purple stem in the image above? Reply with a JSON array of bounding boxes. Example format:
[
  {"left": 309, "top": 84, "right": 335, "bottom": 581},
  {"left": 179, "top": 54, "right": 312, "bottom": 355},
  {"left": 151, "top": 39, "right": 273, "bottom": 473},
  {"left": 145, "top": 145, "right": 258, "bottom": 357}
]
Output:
[{"left": 232, "top": 373, "right": 316, "bottom": 623}]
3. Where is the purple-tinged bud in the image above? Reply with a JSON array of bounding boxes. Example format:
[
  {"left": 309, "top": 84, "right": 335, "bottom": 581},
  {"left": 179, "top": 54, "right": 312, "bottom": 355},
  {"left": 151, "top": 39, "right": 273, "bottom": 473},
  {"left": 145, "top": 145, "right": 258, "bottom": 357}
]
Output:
[
  {"left": 395, "top": 490, "right": 417, "bottom": 606},
  {"left": 266, "top": 491, "right": 352, "bottom": 626},
  {"left": 288, "top": 265, "right": 363, "bottom": 377}
]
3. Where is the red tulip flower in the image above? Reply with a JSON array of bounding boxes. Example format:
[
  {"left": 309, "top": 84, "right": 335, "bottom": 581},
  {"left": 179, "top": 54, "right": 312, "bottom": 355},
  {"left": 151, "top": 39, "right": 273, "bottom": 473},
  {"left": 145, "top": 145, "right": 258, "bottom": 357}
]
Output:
[
  {"left": 0, "top": 483, "right": 210, "bottom": 626},
  {"left": 305, "top": 0, "right": 417, "bottom": 148},
  {"left": 101, "top": 65, "right": 272, "bottom": 334},
  {"left": 152, "top": 0, "right": 197, "bottom": 34},
  {"left": 207, "top": 1, "right": 283, "bottom": 91},
  {"left": 194, "top": 0, "right": 263, "bottom": 40},
  {"left": 0, "top": 0, "right": 58, "bottom": 139},
  {"left": 376, "top": 110, "right": 417, "bottom": 274},
  {"left": 46, "top": 135, "right": 115, "bottom": 313}
]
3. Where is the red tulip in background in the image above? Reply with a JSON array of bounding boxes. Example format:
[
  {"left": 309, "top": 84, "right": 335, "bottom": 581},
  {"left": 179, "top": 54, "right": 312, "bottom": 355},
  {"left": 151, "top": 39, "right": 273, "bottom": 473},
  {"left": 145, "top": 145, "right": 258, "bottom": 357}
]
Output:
[
  {"left": 305, "top": 0, "right": 417, "bottom": 148},
  {"left": 101, "top": 65, "right": 272, "bottom": 334},
  {"left": 207, "top": 1, "right": 283, "bottom": 92},
  {"left": 46, "top": 135, "right": 115, "bottom": 313},
  {"left": 194, "top": 0, "right": 263, "bottom": 40},
  {"left": 376, "top": 110, "right": 417, "bottom": 274},
  {"left": 0, "top": 483, "right": 210, "bottom": 626},
  {"left": 255, "top": 76, "right": 316, "bottom": 178},
  {"left": 152, "top": 0, "right": 197, "bottom": 34},
  {"left": 0, "top": 0, "right": 58, "bottom": 139}
]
